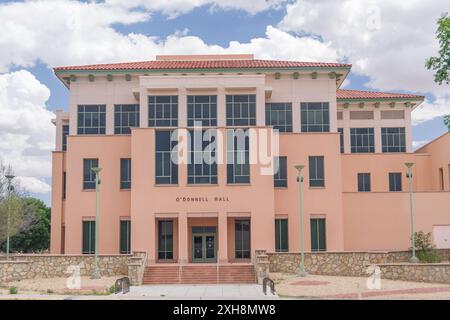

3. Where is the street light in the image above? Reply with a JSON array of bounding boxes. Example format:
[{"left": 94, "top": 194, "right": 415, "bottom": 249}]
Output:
[
  {"left": 295, "top": 165, "right": 307, "bottom": 277},
  {"left": 4, "top": 175, "right": 15, "bottom": 260},
  {"left": 405, "top": 162, "right": 418, "bottom": 263},
  {"left": 91, "top": 167, "right": 102, "bottom": 279}
]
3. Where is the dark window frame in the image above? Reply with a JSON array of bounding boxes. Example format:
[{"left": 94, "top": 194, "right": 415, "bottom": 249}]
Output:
[
  {"left": 77, "top": 105, "right": 106, "bottom": 135},
  {"left": 187, "top": 129, "right": 218, "bottom": 185},
  {"left": 338, "top": 128, "right": 344, "bottom": 153},
  {"left": 265, "top": 103, "right": 293, "bottom": 132},
  {"left": 381, "top": 127, "right": 406, "bottom": 153},
  {"left": 62, "top": 124, "right": 69, "bottom": 151},
  {"left": 158, "top": 220, "right": 173, "bottom": 260},
  {"left": 114, "top": 104, "right": 140, "bottom": 134},
  {"left": 83, "top": 158, "right": 98, "bottom": 190},
  {"left": 357, "top": 173, "right": 371, "bottom": 192},
  {"left": 120, "top": 158, "right": 131, "bottom": 189},
  {"left": 226, "top": 95, "right": 256, "bottom": 126},
  {"left": 274, "top": 156, "right": 287, "bottom": 188},
  {"left": 350, "top": 128, "right": 375, "bottom": 153},
  {"left": 148, "top": 96, "right": 178, "bottom": 127},
  {"left": 310, "top": 218, "right": 326, "bottom": 252},
  {"left": 389, "top": 172, "right": 402, "bottom": 192},
  {"left": 227, "top": 129, "right": 250, "bottom": 184},
  {"left": 235, "top": 219, "right": 251, "bottom": 259},
  {"left": 301, "top": 102, "right": 330, "bottom": 132},
  {"left": 187, "top": 95, "right": 217, "bottom": 127},
  {"left": 82, "top": 220, "right": 95, "bottom": 254},
  {"left": 120, "top": 220, "right": 131, "bottom": 254},
  {"left": 275, "top": 219, "right": 288, "bottom": 252},
  {"left": 309, "top": 156, "right": 325, "bottom": 187},
  {"left": 155, "top": 130, "right": 178, "bottom": 185}
]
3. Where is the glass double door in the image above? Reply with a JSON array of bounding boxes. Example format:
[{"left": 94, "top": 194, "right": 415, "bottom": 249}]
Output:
[{"left": 192, "top": 228, "right": 216, "bottom": 263}]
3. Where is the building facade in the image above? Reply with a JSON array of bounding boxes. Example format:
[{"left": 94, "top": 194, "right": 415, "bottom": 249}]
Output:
[{"left": 50, "top": 54, "right": 450, "bottom": 265}]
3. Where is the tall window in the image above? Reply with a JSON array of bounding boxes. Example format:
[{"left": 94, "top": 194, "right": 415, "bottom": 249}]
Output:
[
  {"left": 301, "top": 102, "right": 330, "bottom": 132},
  {"left": 155, "top": 130, "right": 178, "bottom": 184},
  {"left": 120, "top": 158, "right": 131, "bottom": 189},
  {"left": 188, "top": 130, "right": 217, "bottom": 184},
  {"left": 62, "top": 125, "right": 69, "bottom": 151},
  {"left": 265, "top": 103, "right": 292, "bottom": 132},
  {"left": 389, "top": 172, "right": 402, "bottom": 192},
  {"left": 274, "top": 156, "right": 287, "bottom": 187},
  {"left": 83, "top": 159, "right": 98, "bottom": 190},
  {"left": 77, "top": 105, "right": 106, "bottom": 135},
  {"left": 187, "top": 95, "right": 217, "bottom": 127},
  {"left": 310, "top": 218, "right": 326, "bottom": 251},
  {"left": 227, "top": 129, "right": 250, "bottom": 184},
  {"left": 120, "top": 220, "right": 131, "bottom": 254},
  {"left": 350, "top": 128, "right": 375, "bottom": 153},
  {"left": 235, "top": 220, "right": 251, "bottom": 259},
  {"left": 114, "top": 104, "right": 140, "bottom": 134},
  {"left": 275, "top": 219, "right": 288, "bottom": 252},
  {"left": 381, "top": 127, "right": 406, "bottom": 152},
  {"left": 158, "top": 220, "right": 173, "bottom": 260},
  {"left": 82, "top": 221, "right": 95, "bottom": 254},
  {"left": 226, "top": 95, "right": 256, "bottom": 126},
  {"left": 358, "top": 173, "right": 371, "bottom": 192},
  {"left": 148, "top": 96, "right": 178, "bottom": 127},
  {"left": 338, "top": 128, "right": 344, "bottom": 153},
  {"left": 309, "top": 156, "right": 325, "bottom": 187}
]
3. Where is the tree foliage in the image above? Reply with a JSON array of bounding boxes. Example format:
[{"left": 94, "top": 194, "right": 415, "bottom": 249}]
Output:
[{"left": 426, "top": 13, "right": 450, "bottom": 85}]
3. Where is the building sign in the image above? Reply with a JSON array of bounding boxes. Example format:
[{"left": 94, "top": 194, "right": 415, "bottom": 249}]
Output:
[{"left": 176, "top": 196, "right": 230, "bottom": 202}]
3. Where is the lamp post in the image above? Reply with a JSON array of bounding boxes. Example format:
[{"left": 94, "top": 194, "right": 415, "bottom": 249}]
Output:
[
  {"left": 405, "top": 162, "right": 418, "bottom": 263},
  {"left": 91, "top": 167, "right": 102, "bottom": 279},
  {"left": 295, "top": 165, "right": 307, "bottom": 277},
  {"left": 5, "top": 175, "right": 15, "bottom": 260}
]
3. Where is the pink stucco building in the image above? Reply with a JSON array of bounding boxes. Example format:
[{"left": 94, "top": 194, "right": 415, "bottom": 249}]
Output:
[{"left": 50, "top": 54, "right": 450, "bottom": 271}]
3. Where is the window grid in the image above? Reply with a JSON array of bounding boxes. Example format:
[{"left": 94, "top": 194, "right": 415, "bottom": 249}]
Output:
[
  {"left": 62, "top": 125, "right": 69, "bottom": 151},
  {"left": 158, "top": 220, "right": 173, "bottom": 260},
  {"left": 120, "top": 158, "right": 131, "bottom": 189},
  {"left": 309, "top": 156, "right": 325, "bottom": 187},
  {"left": 338, "top": 128, "right": 344, "bottom": 153},
  {"left": 274, "top": 156, "right": 287, "bottom": 187},
  {"left": 155, "top": 130, "right": 178, "bottom": 184},
  {"left": 311, "top": 218, "right": 326, "bottom": 252},
  {"left": 226, "top": 95, "right": 256, "bottom": 126},
  {"left": 83, "top": 159, "right": 98, "bottom": 190},
  {"left": 227, "top": 129, "right": 250, "bottom": 184},
  {"left": 188, "top": 130, "right": 218, "bottom": 184},
  {"left": 235, "top": 220, "right": 251, "bottom": 259},
  {"left": 265, "top": 103, "right": 293, "bottom": 132},
  {"left": 275, "top": 219, "right": 288, "bottom": 252},
  {"left": 82, "top": 221, "right": 95, "bottom": 254},
  {"left": 350, "top": 128, "right": 375, "bottom": 153},
  {"left": 187, "top": 95, "right": 217, "bottom": 127},
  {"left": 389, "top": 172, "right": 402, "bottom": 192},
  {"left": 77, "top": 105, "right": 106, "bottom": 135},
  {"left": 358, "top": 173, "right": 371, "bottom": 192},
  {"left": 114, "top": 104, "right": 140, "bottom": 134},
  {"left": 148, "top": 96, "right": 178, "bottom": 127},
  {"left": 301, "top": 102, "right": 330, "bottom": 132},
  {"left": 381, "top": 127, "right": 406, "bottom": 152},
  {"left": 120, "top": 220, "right": 131, "bottom": 254}
]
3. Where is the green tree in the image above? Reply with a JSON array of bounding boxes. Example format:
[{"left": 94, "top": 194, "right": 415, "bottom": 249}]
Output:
[{"left": 426, "top": 13, "right": 450, "bottom": 131}]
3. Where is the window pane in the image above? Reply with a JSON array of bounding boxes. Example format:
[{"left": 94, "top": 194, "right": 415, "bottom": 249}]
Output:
[
  {"left": 311, "top": 218, "right": 326, "bottom": 251},
  {"left": 226, "top": 95, "right": 256, "bottom": 126},
  {"left": 235, "top": 220, "right": 251, "bottom": 259},
  {"left": 158, "top": 220, "right": 173, "bottom": 260},
  {"left": 155, "top": 131, "right": 178, "bottom": 184},
  {"left": 265, "top": 103, "right": 293, "bottom": 132},
  {"left": 300, "top": 102, "right": 330, "bottom": 132},
  {"left": 350, "top": 128, "right": 375, "bottom": 153},
  {"left": 114, "top": 104, "right": 140, "bottom": 134},
  {"left": 120, "top": 220, "right": 131, "bottom": 254},
  {"left": 148, "top": 96, "right": 178, "bottom": 127},
  {"left": 381, "top": 127, "right": 406, "bottom": 153},
  {"left": 227, "top": 129, "right": 250, "bottom": 184},
  {"left": 275, "top": 219, "right": 288, "bottom": 252},
  {"left": 309, "top": 156, "right": 325, "bottom": 187},
  {"left": 274, "top": 156, "right": 287, "bottom": 187},
  {"left": 120, "top": 158, "right": 131, "bottom": 189},
  {"left": 77, "top": 105, "right": 106, "bottom": 135}
]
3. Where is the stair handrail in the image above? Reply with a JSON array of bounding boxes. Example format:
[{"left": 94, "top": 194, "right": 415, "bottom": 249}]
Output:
[{"left": 262, "top": 277, "right": 276, "bottom": 296}]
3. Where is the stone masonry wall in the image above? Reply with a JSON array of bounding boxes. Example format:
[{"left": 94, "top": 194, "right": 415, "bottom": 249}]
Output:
[
  {"left": 0, "top": 254, "right": 132, "bottom": 284},
  {"left": 378, "top": 263, "right": 450, "bottom": 284}
]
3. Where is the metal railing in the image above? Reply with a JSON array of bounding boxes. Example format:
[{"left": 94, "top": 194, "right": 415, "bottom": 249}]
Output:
[
  {"left": 262, "top": 277, "right": 275, "bottom": 296},
  {"left": 114, "top": 277, "right": 130, "bottom": 294}
]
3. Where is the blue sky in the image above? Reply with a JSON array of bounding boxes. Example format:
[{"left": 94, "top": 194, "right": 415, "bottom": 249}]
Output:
[{"left": 0, "top": 0, "right": 448, "bottom": 206}]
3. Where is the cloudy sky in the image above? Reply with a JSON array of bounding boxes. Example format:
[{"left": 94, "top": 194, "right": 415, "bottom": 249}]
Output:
[{"left": 0, "top": 0, "right": 449, "bottom": 205}]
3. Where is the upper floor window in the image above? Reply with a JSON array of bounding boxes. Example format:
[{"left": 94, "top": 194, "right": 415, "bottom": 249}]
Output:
[
  {"left": 114, "top": 104, "right": 140, "bottom": 134},
  {"left": 62, "top": 125, "right": 69, "bottom": 151},
  {"left": 188, "top": 130, "right": 217, "bottom": 184},
  {"left": 358, "top": 173, "right": 371, "bottom": 192},
  {"left": 350, "top": 128, "right": 375, "bottom": 153},
  {"left": 265, "top": 103, "right": 293, "bottom": 132},
  {"left": 309, "top": 156, "right": 325, "bottom": 187},
  {"left": 389, "top": 172, "right": 402, "bottom": 192},
  {"left": 120, "top": 158, "right": 131, "bottom": 189},
  {"left": 274, "top": 156, "right": 287, "bottom": 187},
  {"left": 83, "top": 158, "right": 98, "bottom": 190},
  {"left": 226, "top": 95, "right": 256, "bottom": 126},
  {"left": 187, "top": 95, "right": 217, "bottom": 127},
  {"left": 338, "top": 128, "right": 344, "bottom": 153},
  {"left": 227, "top": 129, "right": 250, "bottom": 184},
  {"left": 301, "top": 102, "right": 330, "bottom": 132},
  {"left": 77, "top": 105, "right": 106, "bottom": 135},
  {"left": 381, "top": 127, "right": 406, "bottom": 153},
  {"left": 148, "top": 96, "right": 178, "bottom": 127},
  {"left": 155, "top": 130, "right": 178, "bottom": 184}
]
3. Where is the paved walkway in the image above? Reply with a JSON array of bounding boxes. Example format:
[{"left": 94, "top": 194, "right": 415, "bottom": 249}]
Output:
[{"left": 115, "top": 284, "right": 278, "bottom": 300}]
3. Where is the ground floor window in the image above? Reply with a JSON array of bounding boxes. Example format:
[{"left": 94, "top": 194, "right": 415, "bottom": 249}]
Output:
[
  {"left": 275, "top": 219, "right": 288, "bottom": 252},
  {"left": 235, "top": 220, "right": 251, "bottom": 259},
  {"left": 310, "top": 218, "right": 326, "bottom": 252},
  {"left": 158, "top": 220, "right": 173, "bottom": 260},
  {"left": 82, "top": 221, "right": 95, "bottom": 254},
  {"left": 120, "top": 220, "right": 131, "bottom": 254}
]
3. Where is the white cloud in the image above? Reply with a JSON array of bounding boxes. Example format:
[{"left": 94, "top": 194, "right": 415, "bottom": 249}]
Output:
[
  {"left": 412, "top": 140, "right": 430, "bottom": 151},
  {"left": 0, "top": 70, "right": 54, "bottom": 194},
  {"left": 15, "top": 176, "right": 51, "bottom": 194},
  {"left": 279, "top": 0, "right": 450, "bottom": 125}
]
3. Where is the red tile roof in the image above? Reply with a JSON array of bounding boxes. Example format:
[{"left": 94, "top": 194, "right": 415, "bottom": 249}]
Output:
[
  {"left": 54, "top": 59, "right": 351, "bottom": 71},
  {"left": 337, "top": 89, "right": 424, "bottom": 100}
]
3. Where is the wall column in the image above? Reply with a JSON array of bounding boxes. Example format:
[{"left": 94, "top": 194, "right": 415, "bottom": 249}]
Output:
[
  {"left": 374, "top": 108, "right": 382, "bottom": 153},
  {"left": 178, "top": 213, "right": 188, "bottom": 264},
  {"left": 218, "top": 213, "right": 228, "bottom": 263}
]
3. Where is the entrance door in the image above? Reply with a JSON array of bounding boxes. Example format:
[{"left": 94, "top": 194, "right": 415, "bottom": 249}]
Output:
[{"left": 192, "top": 227, "right": 216, "bottom": 262}]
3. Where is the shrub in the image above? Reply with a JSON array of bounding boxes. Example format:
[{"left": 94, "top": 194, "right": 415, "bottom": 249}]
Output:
[
  {"left": 9, "top": 287, "right": 18, "bottom": 294},
  {"left": 411, "top": 231, "right": 441, "bottom": 263}
]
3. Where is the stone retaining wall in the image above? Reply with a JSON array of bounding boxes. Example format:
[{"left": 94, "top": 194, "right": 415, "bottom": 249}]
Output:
[
  {"left": 0, "top": 254, "right": 134, "bottom": 284},
  {"left": 377, "top": 263, "right": 450, "bottom": 284}
]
